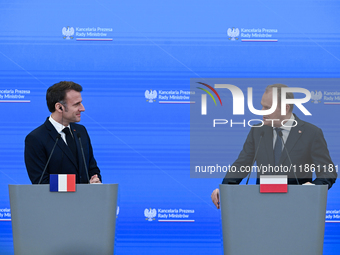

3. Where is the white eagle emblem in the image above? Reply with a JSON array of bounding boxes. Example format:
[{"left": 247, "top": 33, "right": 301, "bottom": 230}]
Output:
[
  {"left": 144, "top": 208, "right": 157, "bottom": 221},
  {"left": 62, "top": 26, "right": 75, "bottom": 40},
  {"left": 227, "top": 27, "right": 240, "bottom": 40},
  {"left": 145, "top": 89, "right": 157, "bottom": 103},
  {"left": 310, "top": 90, "right": 322, "bottom": 104}
]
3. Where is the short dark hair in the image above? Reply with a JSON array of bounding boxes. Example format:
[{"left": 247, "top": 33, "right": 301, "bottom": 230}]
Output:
[
  {"left": 46, "top": 81, "right": 83, "bottom": 112},
  {"left": 265, "top": 84, "right": 294, "bottom": 112}
]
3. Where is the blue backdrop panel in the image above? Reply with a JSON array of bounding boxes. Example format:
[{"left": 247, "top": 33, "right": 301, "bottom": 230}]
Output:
[{"left": 0, "top": 0, "right": 339, "bottom": 254}]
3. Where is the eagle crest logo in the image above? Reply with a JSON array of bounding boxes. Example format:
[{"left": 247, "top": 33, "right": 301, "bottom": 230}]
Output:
[
  {"left": 227, "top": 27, "right": 240, "bottom": 40},
  {"left": 311, "top": 90, "right": 322, "bottom": 104},
  {"left": 144, "top": 208, "right": 157, "bottom": 221},
  {"left": 62, "top": 26, "right": 75, "bottom": 40},
  {"left": 145, "top": 89, "right": 157, "bottom": 103}
]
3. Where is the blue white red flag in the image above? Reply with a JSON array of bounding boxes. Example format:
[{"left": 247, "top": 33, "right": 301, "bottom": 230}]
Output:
[{"left": 50, "top": 174, "right": 76, "bottom": 192}]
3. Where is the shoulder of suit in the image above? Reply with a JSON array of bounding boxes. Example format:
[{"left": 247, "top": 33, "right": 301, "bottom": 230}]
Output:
[
  {"left": 26, "top": 121, "right": 48, "bottom": 137},
  {"left": 25, "top": 120, "right": 52, "bottom": 144},
  {"left": 70, "top": 122, "right": 86, "bottom": 130},
  {"left": 294, "top": 115, "right": 322, "bottom": 132},
  {"left": 250, "top": 122, "right": 271, "bottom": 130},
  {"left": 252, "top": 122, "right": 263, "bottom": 127},
  {"left": 70, "top": 123, "right": 89, "bottom": 136}
]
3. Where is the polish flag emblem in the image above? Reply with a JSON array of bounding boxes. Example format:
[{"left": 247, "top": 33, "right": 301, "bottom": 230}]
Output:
[{"left": 260, "top": 175, "right": 288, "bottom": 193}]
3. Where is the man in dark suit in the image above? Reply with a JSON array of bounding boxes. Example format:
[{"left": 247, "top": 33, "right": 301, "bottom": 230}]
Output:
[
  {"left": 25, "top": 81, "right": 102, "bottom": 184},
  {"left": 211, "top": 84, "right": 337, "bottom": 209}
]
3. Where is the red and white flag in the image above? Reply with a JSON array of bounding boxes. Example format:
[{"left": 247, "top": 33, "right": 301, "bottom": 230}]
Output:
[{"left": 260, "top": 175, "right": 287, "bottom": 193}]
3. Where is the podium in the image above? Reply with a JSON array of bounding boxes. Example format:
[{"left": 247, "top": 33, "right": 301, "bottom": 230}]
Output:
[
  {"left": 219, "top": 184, "right": 328, "bottom": 255},
  {"left": 9, "top": 184, "right": 118, "bottom": 255}
]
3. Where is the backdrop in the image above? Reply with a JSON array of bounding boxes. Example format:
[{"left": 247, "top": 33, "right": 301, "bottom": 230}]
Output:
[{"left": 0, "top": 0, "right": 339, "bottom": 254}]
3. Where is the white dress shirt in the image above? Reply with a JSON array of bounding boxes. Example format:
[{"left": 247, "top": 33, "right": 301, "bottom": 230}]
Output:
[
  {"left": 272, "top": 114, "right": 295, "bottom": 150},
  {"left": 49, "top": 116, "right": 72, "bottom": 145}
]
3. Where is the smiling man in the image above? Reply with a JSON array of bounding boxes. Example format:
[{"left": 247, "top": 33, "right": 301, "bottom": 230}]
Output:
[
  {"left": 211, "top": 84, "right": 337, "bottom": 209},
  {"left": 25, "top": 81, "right": 102, "bottom": 184}
]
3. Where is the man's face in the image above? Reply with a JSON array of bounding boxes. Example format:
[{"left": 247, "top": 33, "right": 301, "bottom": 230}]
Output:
[
  {"left": 62, "top": 90, "right": 85, "bottom": 125},
  {"left": 261, "top": 90, "right": 288, "bottom": 127}
]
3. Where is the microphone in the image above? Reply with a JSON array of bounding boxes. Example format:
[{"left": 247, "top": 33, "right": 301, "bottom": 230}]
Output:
[
  {"left": 246, "top": 131, "right": 264, "bottom": 185},
  {"left": 38, "top": 134, "right": 61, "bottom": 184},
  {"left": 77, "top": 133, "right": 90, "bottom": 183},
  {"left": 278, "top": 130, "right": 300, "bottom": 185}
]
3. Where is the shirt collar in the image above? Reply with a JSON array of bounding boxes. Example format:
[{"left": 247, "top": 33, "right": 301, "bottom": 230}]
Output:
[{"left": 49, "top": 115, "right": 70, "bottom": 134}]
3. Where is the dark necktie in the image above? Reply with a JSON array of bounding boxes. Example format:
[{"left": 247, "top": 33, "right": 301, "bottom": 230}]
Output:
[
  {"left": 62, "top": 127, "right": 78, "bottom": 162},
  {"left": 274, "top": 128, "right": 283, "bottom": 166}
]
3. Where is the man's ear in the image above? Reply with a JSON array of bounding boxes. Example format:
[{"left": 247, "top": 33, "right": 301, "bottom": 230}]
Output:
[{"left": 55, "top": 102, "right": 63, "bottom": 112}]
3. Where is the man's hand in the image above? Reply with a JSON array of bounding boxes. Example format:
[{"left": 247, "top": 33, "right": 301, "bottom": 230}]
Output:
[
  {"left": 90, "top": 174, "right": 101, "bottom": 184},
  {"left": 211, "top": 188, "right": 220, "bottom": 209},
  {"left": 302, "top": 182, "right": 313, "bottom": 185}
]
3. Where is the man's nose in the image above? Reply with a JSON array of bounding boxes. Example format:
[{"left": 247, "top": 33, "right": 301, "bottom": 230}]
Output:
[{"left": 80, "top": 103, "right": 85, "bottom": 111}]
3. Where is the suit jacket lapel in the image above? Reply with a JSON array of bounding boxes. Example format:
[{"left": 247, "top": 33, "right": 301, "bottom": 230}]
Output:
[
  {"left": 70, "top": 124, "right": 83, "bottom": 170},
  {"left": 44, "top": 119, "right": 78, "bottom": 168},
  {"left": 279, "top": 115, "right": 305, "bottom": 165},
  {"left": 263, "top": 125, "right": 275, "bottom": 167}
]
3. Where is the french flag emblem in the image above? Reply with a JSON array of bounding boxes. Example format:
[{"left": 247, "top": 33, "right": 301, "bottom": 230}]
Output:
[
  {"left": 260, "top": 175, "right": 287, "bottom": 193},
  {"left": 50, "top": 174, "right": 76, "bottom": 192}
]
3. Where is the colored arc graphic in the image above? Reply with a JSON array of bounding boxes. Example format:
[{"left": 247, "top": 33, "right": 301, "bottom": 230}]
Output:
[
  {"left": 197, "top": 87, "right": 217, "bottom": 105},
  {"left": 197, "top": 82, "right": 223, "bottom": 105}
]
